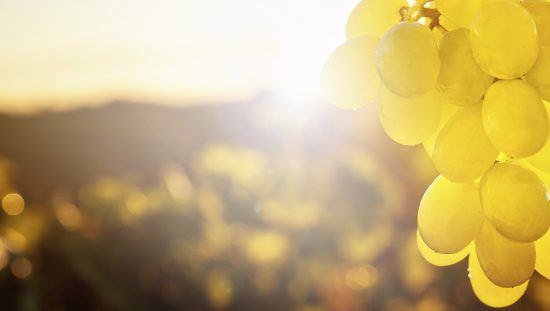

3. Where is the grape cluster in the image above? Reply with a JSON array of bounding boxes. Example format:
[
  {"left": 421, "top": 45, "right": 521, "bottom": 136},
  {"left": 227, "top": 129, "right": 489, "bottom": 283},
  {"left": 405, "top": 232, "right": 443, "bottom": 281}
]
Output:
[{"left": 322, "top": 0, "right": 550, "bottom": 307}]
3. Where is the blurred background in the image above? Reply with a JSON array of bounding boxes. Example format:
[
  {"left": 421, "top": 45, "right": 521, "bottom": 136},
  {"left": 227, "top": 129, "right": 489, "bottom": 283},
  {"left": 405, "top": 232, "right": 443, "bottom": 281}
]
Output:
[{"left": 0, "top": 0, "right": 548, "bottom": 310}]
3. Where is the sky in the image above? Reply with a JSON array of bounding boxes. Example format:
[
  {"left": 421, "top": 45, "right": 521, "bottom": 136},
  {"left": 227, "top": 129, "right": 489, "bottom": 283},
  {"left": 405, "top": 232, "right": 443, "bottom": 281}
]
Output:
[{"left": 0, "top": 0, "right": 358, "bottom": 112}]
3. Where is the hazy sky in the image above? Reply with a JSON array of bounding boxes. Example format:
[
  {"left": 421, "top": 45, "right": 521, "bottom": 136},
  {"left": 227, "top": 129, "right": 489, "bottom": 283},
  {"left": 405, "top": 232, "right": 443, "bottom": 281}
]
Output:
[{"left": 0, "top": 0, "right": 358, "bottom": 112}]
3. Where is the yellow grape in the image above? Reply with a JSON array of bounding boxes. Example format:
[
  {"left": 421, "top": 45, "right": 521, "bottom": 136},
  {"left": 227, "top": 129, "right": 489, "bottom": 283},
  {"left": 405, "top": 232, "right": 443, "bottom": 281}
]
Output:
[
  {"left": 480, "top": 162, "right": 550, "bottom": 243},
  {"left": 423, "top": 99, "right": 460, "bottom": 157},
  {"left": 418, "top": 175, "right": 484, "bottom": 254},
  {"left": 526, "top": 47, "right": 550, "bottom": 102},
  {"left": 436, "top": 0, "right": 483, "bottom": 28},
  {"left": 517, "top": 160, "right": 550, "bottom": 191},
  {"left": 528, "top": 101, "right": 550, "bottom": 173},
  {"left": 346, "top": 0, "right": 408, "bottom": 39},
  {"left": 437, "top": 29, "right": 494, "bottom": 106},
  {"left": 470, "top": 1, "right": 539, "bottom": 79},
  {"left": 321, "top": 36, "right": 380, "bottom": 109},
  {"left": 482, "top": 79, "right": 548, "bottom": 158},
  {"left": 522, "top": 0, "right": 550, "bottom": 47},
  {"left": 438, "top": 15, "right": 460, "bottom": 31},
  {"left": 475, "top": 221, "right": 535, "bottom": 288},
  {"left": 433, "top": 104, "right": 499, "bottom": 182},
  {"left": 376, "top": 22, "right": 440, "bottom": 98},
  {"left": 378, "top": 86, "right": 441, "bottom": 146},
  {"left": 435, "top": 0, "right": 518, "bottom": 30},
  {"left": 536, "top": 230, "right": 550, "bottom": 279},
  {"left": 469, "top": 248, "right": 529, "bottom": 308},
  {"left": 416, "top": 231, "right": 471, "bottom": 267}
]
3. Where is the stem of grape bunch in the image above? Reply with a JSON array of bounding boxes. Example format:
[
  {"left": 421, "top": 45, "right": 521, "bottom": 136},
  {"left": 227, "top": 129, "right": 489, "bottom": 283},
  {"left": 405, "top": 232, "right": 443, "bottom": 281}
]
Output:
[{"left": 400, "top": 1, "right": 444, "bottom": 32}]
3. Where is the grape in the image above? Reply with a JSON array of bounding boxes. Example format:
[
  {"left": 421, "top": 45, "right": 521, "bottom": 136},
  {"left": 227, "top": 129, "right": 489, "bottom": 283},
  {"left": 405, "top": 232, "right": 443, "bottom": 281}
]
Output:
[
  {"left": 321, "top": 36, "right": 380, "bottom": 109},
  {"left": 480, "top": 162, "right": 550, "bottom": 243},
  {"left": 522, "top": 0, "right": 550, "bottom": 48},
  {"left": 418, "top": 175, "right": 484, "bottom": 254},
  {"left": 526, "top": 47, "right": 550, "bottom": 102},
  {"left": 523, "top": 0, "right": 550, "bottom": 102},
  {"left": 423, "top": 99, "right": 460, "bottom": 157},
  {"left": 436, "top": 0, "right": 484, "bottom": 29},
  {"left": 475, "top": 221, "right": 535, "bottom": 288},
  {"left": 378, "top": 86, "right": 441, "bottom": 146},
  {"left": 416, "top": 231, "right": 471, "bottom": 267},
  {"left": 433, "top": 104, "right": 499, "bottom": 182},
  {"left": 437, "top": 29, "right": 494, "bottom": 107},
  {"left": 517, "top": 160, "right": 550, "bottom": 192},
  {"left": 528, "top": 101, "right": 550, "bottom": 173},
  {"left": 376, "top": 22, "right": 440, "bottom": 98},
  {"left": 536, "top": 230, "right": 550, "bottom": 279},
  {"left": 438, "top": 15, "right": 460, "bottom": 31},
  {"left": 435, "top": 0, "right": 518, "bottom": 30},
  {"left": 346, "top": 0, "right": 408, "bottom": 39},
  {"left": 470, "top": 1, "right": 539, "bottom": 79},
  {"left": 469, "top": 248, "right": 529, "bottom": 308},
  {"left": 482, "top": 79, "right": 548, "bottom": 158}
]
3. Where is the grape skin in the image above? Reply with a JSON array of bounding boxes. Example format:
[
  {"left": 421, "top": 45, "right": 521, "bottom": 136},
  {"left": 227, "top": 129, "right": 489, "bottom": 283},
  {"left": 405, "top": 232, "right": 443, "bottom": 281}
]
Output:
[
  {"left": 376, "top": 22, "right": 440, "bottom": 98},
  {"left": 422, "top": 99, "right": 460, "bottom": 157},
  {"left": 479, "top": 162, "right": 550, "bottom": 243},
  {"left": 346, "top": 0, "right": 408, "bottom": 39},
  {"left": 536, "top": 230, "right": 550, "bottom": 280},
  {"left": 522, "top": 0, "right": 550, "bottom": 48},
  {"left": 321, "top": 36, "right": 380, "bottom": 109},
  {"left": 437, "top": 29, "right": 494, "bottom": 106},
  {"left": 416, "top": 231, "right": 471, "bottom": 267},
  {"left": 482, "top": 79, "right": 548, "bottom": 158},
  {"left": 417, "top": 175, "right": 484, "bottom": 254},
  {"left": 528, "top": 101, "right": 550, "bottom": 172},
  {"left": 526, "top": 46, "right": 550, "bottom": 102},
  {"left": 470, "top": 1, "right": 539, "bottom": 79},
  {"left": 469, "top": 248, "right": 529, "bottom": 308},
  {"left": 378, "top": 86, "right": 441, "bottom": 146},
  {"left": 433, "top": 103, "right": 499, "bottom": 182},
  {"left": 475, "top": 221, "right": 535, "bottom": 288}
]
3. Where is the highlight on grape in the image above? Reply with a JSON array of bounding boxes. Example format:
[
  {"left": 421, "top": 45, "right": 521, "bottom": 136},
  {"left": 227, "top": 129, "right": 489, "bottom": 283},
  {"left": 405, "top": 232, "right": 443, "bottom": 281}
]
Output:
[{"left": 322, "top": 0, "right": 550, "bottom": 307}]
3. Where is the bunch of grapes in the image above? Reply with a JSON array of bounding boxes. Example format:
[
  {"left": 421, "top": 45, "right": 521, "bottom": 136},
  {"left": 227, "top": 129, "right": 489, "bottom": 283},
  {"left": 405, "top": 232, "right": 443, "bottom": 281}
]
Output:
[{"left": 322, "top": 0, "right": 550, "bottom": 307}]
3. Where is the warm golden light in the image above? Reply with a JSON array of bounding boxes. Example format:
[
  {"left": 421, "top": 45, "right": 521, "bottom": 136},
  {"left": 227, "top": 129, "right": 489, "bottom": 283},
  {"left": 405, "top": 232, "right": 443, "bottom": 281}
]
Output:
[
  {"left": 55, "top": 203, "right": 83, "bottom": 231},
  {"left": 2, "top": 193, "right": 25, "bottom": 216},
  {"left": 11, "top": 257, "right": 32, "bottom": 279},
  {"left": 0, "top": 0, "right": 358, "bottom": 112}
]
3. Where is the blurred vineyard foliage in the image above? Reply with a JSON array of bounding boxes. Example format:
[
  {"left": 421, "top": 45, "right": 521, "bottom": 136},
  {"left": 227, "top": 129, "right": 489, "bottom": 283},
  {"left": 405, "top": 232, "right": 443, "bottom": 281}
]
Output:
[{"left": 0, "top": 98, "right": 546, "bottom": 310}]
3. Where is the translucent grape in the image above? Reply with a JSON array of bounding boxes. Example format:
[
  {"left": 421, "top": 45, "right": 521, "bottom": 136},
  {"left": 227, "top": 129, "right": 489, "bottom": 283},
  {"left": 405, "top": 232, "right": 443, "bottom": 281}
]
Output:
[
  {"left": 433, "top": 104, "right": 499, "bottom": 182},
  {"left": 438, "top": 15, "right": 460, "bottom": 31},
  {"left": 522, "top": 0, "right": 550, "bottom": 47},
  {"left": 536, "top": 230, "right": 550, "bottom": 279},
  {"left": 435, "top": 0, "right": 518, "bottom": 30},
  {"left": 469, "top": 248, "right": 529, "bottom": 308},
  {"left": 423, "top": 99, "right": 460, "bottom": 157},
  {"left": 475, "top": 221, "right": 535, "bottom": 288},
  {"left": 346, "top": 0, "right": 408, "bottom": 39},
  {"left": 321, "top": 36, "right": 380, "bottom": 109},
  {"left": 480, "top": 162, "right": 550, "bottom": 243},
  {"left": 526, "top": 47, "right": 550, "bottom": 102},
  {"left": 378, "top": 86, "right": 441, "bottom": 146},
  {"left": 470, "top": 1, "right": 539, "bottom": 79},
  {"left": 528, "top": 101, "right": 550, "bottom": 173},
  {"left": 437, "top": 29, "right": 494, "bottom": 106},
  {"left": 482, "top": 79, "right": 548, "bottom": 158},
  {"left": 436, "top": 0, "right": 484, "bottom": 29},
  {"left": 416, "top": 231, "right": 471, "bottom": 267},
  {"left": 418, "top": 175, "right": 484, "bottom": 254},
  {"left": 376, "top": 22, "right": 440, "bottom": 98},
  {"left": 517, "top": 160, "right": 550, "bottom": 191}
]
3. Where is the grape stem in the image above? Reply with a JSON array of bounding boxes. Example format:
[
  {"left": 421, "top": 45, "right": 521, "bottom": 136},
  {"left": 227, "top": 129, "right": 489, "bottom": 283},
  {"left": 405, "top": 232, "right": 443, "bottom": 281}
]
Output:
[
  {"left": 420, "top": 7, "right": 444, "bottom": 31},
  {"left": 400, "top": 2, "right": 445, "bottom": 32}
]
